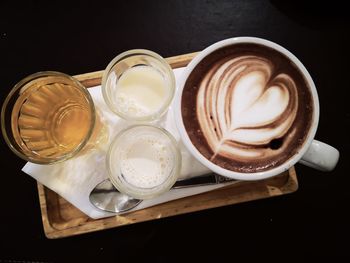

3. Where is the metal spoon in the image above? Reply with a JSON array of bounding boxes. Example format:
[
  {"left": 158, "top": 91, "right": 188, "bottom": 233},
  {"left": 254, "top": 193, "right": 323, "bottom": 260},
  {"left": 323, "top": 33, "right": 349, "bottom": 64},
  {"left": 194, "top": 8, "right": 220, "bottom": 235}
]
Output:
[
  {"left": 90, "top": 174, "right": 235, "bottom": 213},
  {"left": 89, "top": 179, "right": 142, "bottom": 213}
]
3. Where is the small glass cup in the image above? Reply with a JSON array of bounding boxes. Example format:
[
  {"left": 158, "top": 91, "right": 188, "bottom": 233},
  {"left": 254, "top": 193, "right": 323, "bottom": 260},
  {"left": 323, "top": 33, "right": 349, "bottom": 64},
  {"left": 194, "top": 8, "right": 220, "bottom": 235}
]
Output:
[
  {"left": 101, "top": 49, "right": 175, "bottom": 122},
  {"left": 1, "top": 71, "right": 101, "bottom": 164},
  {"left": 106, "top": 125, "right": 181, "bottom": 199}
]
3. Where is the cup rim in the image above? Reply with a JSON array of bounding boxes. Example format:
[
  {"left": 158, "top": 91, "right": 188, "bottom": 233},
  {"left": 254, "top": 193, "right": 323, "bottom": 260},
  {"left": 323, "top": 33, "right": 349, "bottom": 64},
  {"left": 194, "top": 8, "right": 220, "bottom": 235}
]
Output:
[
  {"left": 174, "top": 37, "right": 320, "bottom": 181},
  {"left": 106, "top": 124, "right": 182, "bottom": 199},
  {"left": 1, "top": 71, "right": 96, "bottom": 164},
  {"left": 101, "top": 49, "right": 176, "bottom": 122}
]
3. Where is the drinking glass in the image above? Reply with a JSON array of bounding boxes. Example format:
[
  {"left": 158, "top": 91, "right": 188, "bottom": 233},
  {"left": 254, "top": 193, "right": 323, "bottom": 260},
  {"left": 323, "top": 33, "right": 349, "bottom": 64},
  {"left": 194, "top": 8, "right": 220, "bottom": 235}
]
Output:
[
  {"left": 101, "top": 49, "right": 175, "bottom": 122},
  {"left": 1, "top": 71, "right": 102, "bottom": 164},
  {"left": 106, "top": 125, "right": 181, "bottom": 199}
]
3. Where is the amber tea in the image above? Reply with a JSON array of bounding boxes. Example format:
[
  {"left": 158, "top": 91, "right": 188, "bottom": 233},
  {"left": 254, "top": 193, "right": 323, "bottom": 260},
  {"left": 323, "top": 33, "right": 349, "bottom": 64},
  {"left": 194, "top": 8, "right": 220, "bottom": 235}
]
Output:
[{"left": 2, "top": 72, "right": 97, "bottom": 164}]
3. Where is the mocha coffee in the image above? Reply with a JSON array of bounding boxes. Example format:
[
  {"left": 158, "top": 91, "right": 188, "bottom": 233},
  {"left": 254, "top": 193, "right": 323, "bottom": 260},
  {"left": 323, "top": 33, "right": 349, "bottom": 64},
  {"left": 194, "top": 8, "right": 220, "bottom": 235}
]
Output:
[{"left": 181, "top": 43, "right": 314, "bottom": 173}]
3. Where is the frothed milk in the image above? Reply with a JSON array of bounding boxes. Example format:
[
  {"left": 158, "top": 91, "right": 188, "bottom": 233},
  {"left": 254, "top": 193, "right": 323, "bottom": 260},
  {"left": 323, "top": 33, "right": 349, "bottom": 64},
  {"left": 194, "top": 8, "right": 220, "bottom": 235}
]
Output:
[
  {"left": 111, "top": 134, "right": 173, "bottom": 188},
  {"left": 107, "top": 125, "right": 180, "bottom": 199},
  {"left": 181, "top": 43, "right": 314, "bottom": 173}
]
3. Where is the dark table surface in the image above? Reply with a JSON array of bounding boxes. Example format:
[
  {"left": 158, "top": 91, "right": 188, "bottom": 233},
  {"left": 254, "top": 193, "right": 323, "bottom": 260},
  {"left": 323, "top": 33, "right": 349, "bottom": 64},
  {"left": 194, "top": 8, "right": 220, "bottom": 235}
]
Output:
[{"left": 1, "top": 0, "right": 349, "bottom": 262}]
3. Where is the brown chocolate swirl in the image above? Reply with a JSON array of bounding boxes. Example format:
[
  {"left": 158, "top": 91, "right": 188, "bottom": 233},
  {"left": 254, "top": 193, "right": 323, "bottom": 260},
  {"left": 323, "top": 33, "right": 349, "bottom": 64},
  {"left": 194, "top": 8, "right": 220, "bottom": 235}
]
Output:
[
  {"left": 182, "top": 43, "right": 313, "bottom": 173},
  {"left": 197, "top": 55, "right": 298, "bottom": 161}
]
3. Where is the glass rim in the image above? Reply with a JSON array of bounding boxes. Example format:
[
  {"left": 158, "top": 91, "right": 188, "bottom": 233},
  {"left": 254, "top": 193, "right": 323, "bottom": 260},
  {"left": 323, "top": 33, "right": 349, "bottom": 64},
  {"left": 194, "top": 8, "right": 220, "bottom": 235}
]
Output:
[
  {"left": 101, "top": 49, "right": 176, "bottom": 122},
  {"left": 106, "top": 124, "right": 181, "bottom": 199},
  {"left": 1, "top": 71, "right": 96, "bottom": 164}
]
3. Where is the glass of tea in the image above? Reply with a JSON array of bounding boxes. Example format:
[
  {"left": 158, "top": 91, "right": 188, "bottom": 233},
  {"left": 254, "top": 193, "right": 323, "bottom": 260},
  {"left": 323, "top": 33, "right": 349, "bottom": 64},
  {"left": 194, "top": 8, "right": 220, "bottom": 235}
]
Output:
[{"left": 1, "top": 71, "right": 101, "bottom": 164}]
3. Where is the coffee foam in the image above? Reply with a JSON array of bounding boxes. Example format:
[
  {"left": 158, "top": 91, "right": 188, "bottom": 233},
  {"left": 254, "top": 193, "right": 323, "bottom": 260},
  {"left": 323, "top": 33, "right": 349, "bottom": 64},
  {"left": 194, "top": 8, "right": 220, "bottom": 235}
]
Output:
[
  {"left": 182, "top": 43, "right": 313, "bottom": 173},
  {"left": 197, "top": 55, "right": 298, "bottom": 160}
]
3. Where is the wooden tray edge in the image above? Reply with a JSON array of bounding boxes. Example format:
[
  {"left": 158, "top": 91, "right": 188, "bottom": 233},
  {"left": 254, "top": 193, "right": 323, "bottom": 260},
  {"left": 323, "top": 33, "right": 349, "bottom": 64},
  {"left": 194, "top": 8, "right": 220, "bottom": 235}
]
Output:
[
  {"left": 37, "top": 183, "right": 56, "bottom": 238},
  {"left": 38, "top": 167, "right": 298, "bottom": 239},
  {"left": 73, "top": 51, "right": 200, "bottom": 87}
]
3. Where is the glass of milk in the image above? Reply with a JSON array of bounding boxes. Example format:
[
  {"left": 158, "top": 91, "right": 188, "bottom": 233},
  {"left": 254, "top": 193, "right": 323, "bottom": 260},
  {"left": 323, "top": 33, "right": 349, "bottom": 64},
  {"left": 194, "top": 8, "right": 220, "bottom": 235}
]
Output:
[
  {"left": 106, "top": 125, "right": 181, "bottom": 199},
  {"left": 102, "top": 49, "right": 175, "bottom": 122}
]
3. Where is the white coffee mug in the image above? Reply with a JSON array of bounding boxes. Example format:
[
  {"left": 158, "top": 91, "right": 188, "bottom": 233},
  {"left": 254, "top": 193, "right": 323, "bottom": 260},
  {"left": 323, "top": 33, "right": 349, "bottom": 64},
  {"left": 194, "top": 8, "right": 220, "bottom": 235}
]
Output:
[{"left": 174, "top": 37, "right": 339, "bottom": 181}]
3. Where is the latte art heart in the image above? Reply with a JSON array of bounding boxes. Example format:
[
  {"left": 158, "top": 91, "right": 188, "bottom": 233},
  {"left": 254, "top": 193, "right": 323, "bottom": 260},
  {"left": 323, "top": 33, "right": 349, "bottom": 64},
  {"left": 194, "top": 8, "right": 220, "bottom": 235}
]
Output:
[
  {"left": 197, "top": 55, "right": 298, "bottom": 160},
  {"left": 181, "top": 43, "right": 313, "bottom": 173}
]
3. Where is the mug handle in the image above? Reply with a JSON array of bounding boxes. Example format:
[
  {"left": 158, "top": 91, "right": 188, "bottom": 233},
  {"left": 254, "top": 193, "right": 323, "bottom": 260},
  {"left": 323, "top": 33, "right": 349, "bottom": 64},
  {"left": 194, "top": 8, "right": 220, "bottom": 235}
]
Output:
[{"left": 299, "top": 140, "right": 339, "bottom": 171}]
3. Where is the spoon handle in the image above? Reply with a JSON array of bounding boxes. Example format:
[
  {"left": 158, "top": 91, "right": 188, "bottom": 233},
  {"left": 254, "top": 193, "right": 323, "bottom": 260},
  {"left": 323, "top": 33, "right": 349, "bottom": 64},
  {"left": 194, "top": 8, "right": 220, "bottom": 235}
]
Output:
[{"left": 172, "top": 173, "right": 235, "bottom": 189}]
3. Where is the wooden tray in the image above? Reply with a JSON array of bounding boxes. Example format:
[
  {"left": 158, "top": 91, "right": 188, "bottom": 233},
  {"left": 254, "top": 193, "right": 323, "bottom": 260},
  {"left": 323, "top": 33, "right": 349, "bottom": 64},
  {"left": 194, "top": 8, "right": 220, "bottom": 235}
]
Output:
[{"left": 36, "top": 52, "right": 299, "bottom": 239}]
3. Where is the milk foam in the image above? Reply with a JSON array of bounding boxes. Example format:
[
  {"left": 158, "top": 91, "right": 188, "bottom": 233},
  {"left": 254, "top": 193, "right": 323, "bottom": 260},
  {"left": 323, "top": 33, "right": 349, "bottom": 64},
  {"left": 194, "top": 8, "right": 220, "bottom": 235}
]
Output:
[
  {"left": 182, "top": 43, "right": 313, "bottom": 173},
  {"left": 115, "top": 66, "right": 169, "bottom": 118},
  {"left": 196, "top": 55, "right": 298, "bottom": 160},
  {"left": 114, "top": 135, "right": 173, "bottom": 189}
]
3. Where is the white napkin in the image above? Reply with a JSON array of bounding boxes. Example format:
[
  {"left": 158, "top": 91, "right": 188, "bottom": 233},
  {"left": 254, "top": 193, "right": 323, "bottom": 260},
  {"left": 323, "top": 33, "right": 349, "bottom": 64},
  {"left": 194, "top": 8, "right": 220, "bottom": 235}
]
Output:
[{"left": 22, "top": 68, "right": 235, "bottom": 219}]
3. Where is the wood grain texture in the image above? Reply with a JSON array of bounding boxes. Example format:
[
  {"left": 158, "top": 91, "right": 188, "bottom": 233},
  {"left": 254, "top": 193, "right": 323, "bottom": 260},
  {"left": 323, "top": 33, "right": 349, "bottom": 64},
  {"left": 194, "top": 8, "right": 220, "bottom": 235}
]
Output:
[
  {"left": 37, "top": 52, "right": 299, "bottom": 239},
  {"left": 37, "top": 168, "right": 298, "bottom": 239},
  {"left": 74, "top": 51, "right": 199, "bottom": 88}
]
